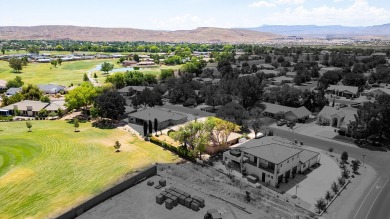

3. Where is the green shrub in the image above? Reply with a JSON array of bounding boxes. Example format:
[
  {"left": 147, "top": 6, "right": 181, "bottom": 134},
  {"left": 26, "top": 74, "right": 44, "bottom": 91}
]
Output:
[
  {"left": 150, "top": 136, "right": 195, "bottom": 161},
  {"left": 0, "top": 115, "right": 13, "bottom": 121}
]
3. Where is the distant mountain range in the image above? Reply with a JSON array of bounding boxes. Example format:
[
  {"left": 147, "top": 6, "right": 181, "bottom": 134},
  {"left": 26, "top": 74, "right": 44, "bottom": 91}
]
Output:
[
  {"left": 0, "top": 25, "right": 278, "bottom": 43},
  {"left": 246, "top": 24, "right": 390, "bottom": 38}
]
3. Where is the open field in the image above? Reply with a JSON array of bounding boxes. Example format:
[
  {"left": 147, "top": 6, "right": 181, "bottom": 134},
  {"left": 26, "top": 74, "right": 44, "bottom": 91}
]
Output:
[
  {"left": 0, "top": 120, "right": 178, "bottom": 219},
  {"left": 94, "top": 64, "right": 182, "bottom": 84},
  {"left": 0, "top": 59, "right": 120, "bottom": 86}
]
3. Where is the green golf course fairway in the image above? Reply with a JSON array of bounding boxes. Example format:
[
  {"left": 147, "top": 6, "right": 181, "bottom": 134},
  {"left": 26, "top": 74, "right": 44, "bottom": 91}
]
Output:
[{"left": 0, "top": 120, "right": 178, "bottom": 219}]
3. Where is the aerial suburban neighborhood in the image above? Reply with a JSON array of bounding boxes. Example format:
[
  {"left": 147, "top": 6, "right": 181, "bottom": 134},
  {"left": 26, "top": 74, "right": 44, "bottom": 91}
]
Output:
[{"left": 1, "top": 1, "right": 390, "bottom": 219}]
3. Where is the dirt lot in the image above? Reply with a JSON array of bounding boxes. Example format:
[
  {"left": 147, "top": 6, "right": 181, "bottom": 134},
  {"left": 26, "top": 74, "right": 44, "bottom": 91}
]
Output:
[{"left": 78, "top": 163, "right": 312, "bottom": 219}]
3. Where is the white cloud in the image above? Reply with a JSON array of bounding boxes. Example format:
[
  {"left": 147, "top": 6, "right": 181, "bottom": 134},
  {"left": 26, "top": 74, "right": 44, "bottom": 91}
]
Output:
[
  {"left": 261, "top": 0, "right": 390, "bottom": 26},
  {"left": 275, "top": 0, "right": 305, "bottom": 4},
  {"left": 249, "top": 0, "right": 304, "bottom": 8},
  {"left": 249, "top": 1, "right": 276, "bottom": 8}
]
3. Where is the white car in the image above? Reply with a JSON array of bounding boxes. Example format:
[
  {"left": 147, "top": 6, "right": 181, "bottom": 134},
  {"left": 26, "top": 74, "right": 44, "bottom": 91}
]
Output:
[{"left": 255, "top": 132, "right": 265, "bottom": 139}]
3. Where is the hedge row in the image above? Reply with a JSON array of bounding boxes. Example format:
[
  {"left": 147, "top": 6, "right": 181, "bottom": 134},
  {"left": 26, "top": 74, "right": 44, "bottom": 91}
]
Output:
[
  {"left": 150, "top": 136, "right": 195, "bottom": 161},
  {"left": 0, "top": 116, "right": 13, "bottom": 122}
]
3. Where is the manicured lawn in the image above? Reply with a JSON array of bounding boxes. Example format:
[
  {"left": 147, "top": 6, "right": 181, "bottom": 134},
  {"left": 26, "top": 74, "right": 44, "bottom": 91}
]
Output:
[
  {"left": 0, "top": 120, "right": 178, "bottom": 219},
  {"left": 0, "top": 59, "right": 119, "bottom": 86}
]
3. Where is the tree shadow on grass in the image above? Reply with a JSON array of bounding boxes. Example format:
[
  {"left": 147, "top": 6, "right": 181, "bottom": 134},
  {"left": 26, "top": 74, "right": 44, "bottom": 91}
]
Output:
[{"left": 91, "top": 119, "right": 116, "bottom": 129}]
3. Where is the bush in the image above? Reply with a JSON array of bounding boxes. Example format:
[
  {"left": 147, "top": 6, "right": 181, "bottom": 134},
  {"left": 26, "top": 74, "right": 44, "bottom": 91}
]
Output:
[
  {"left": 0, "top": 115, "right": 13, "bottom": 121},
  {"left": 150, "top": 136, "right": 195, "bottom": 161},
  {"left": 338, "top": 176, "right": 346, "bottom": 187}
]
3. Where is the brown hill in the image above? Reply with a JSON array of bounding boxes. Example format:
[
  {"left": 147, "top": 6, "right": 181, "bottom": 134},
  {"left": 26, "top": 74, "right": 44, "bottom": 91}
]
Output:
[{"left": 0, "top": 25, "right": 278, "bottom": 43}]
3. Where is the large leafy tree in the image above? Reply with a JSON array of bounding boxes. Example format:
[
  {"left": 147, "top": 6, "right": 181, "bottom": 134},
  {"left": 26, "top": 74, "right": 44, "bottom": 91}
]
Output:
[
  {"left": 206, "top": 117, "right": 240, "bottom": 147},
  {"left": 319, "top": 70, "right": 342, "bottom": 88},
  {"left": 6, "top": 76, "right": 24, "bottom": 89},
  {"left": 170, "top": 120, "right": 213, "bottom": 159},
  {"left": 9, "top": 57, "right": 23, "bottom": 73},
  {"left": 95, "top": 91, "right": 126, "bottom": 120},
  {"left": 132, "top": 88, "right": 162, "bottom": 109},
  {"left": 21, "top": 84, "right": 43, "bottom": 101},
  {"left": 100, "top": 62, "right": 114, "bottom": 74},
  {"left": 65, "top": 82, "right": 101, "bottom": 114},
  {"left": 342, "top": 73, "right": 366, "bottom": 88},
  {"left": 216, "top": 102, "right": 249, "bottom": 126},
  {"left": 236, "top": 75, "right": 264, "bottom": 108}
]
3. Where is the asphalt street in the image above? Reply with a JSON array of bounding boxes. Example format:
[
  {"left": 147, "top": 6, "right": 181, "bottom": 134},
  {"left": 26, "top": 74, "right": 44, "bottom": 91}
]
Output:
[{"left": 270, "top": 128, "right": 390, "bottom": 219}]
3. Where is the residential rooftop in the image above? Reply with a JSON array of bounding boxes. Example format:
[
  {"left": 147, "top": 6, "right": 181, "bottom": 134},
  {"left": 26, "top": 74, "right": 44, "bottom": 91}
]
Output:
[{"left": 129, "top": 108, "right": 187, "bottom": 122}]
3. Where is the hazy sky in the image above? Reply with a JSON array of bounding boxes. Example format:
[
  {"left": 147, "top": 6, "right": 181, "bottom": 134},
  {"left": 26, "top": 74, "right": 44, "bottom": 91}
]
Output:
[{"left": 1, "top": 0, "right": 390, "bottom": 30}]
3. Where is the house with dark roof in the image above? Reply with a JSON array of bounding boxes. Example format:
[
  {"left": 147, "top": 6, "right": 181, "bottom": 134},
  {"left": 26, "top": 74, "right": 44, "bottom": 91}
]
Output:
[
  {"left": 319, "top": 67, "right": 342, "bottom": 76},
  {"left": 317, "top": 106, "right": 358, "bottom": 134},
  {"left": 285, "top": 72, "right": 297, "bottom": 78},
  {"left": 262, "top": 102, "right": 311, "bottom": 122},
  {"left": 223, "top": 137, "right": 320, "bottom": 187},
  {"left": 327, "top": 85, "right": 359, "bottom": 98},
  {"left": 6, "top": 87, "right": 22, "bottom": 96},
  {"left": 128, "top": 108, "right": 187, "bottom": 130},
  {"left": 118, "top": 86, "right": 154, "bottom": 96},
  {"left": 362, "top": 88, "right": 390, "bottom": 99},
  {"left": 271, "top": 76, "right": 293, "bottom": 85}
]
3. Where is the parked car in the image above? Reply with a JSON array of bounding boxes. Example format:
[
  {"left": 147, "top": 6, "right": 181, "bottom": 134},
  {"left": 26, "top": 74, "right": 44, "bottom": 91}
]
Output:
[
  {"left": 286, "top": 121, "right": 296, "bottom": 128},
  {"left": 277, "top": 119, "right": 287, "bottom": 126},
  {"left": 255, "top": 132, "right": 265, "bottom": 139}
]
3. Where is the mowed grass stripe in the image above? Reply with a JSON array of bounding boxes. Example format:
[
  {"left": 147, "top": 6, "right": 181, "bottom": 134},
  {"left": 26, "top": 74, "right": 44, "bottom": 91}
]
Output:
[{"left": 0, "top": 121, "right": 178, "bottom": 219}]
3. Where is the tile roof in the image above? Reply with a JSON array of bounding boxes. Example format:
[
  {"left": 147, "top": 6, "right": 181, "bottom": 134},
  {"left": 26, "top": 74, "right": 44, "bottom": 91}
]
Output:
[
  {"left": 6, "top": 87, "right": 22, "bottom": 95},
  {"left": 2, "top": 100, "right": 49, "bottom": 111},
  {"left": 118, "top": 86, "right": 153, "bottom": 93},
  {"left": 45, "top": 101, "right": 67, "bottom": 111},
  {"left": 299, "top": 149, "right": 320, "bottom": 164},
  {"left": 318, "top": 106, "right": 358, "bottom": 123},
  {"left": 263, "top": 102, "right": 311, "bottom": 119},
  {"left": 273, "top": 76, "right": 293, "bottom": 83},
  {"left": 292, "top": 106, "right": 312, "bottom": 119},
  {"left": 327, "top": 85, "right": 359, "bottom": 94},
  {"left": 38, "top": 84, "right": 65, "bottom": 94},
  {"left": 239, "top": 142, "right": 302, "bottom": 164},
  {"left": 286, "top": 72, "right": 297, "bottom": 77},
  {"left": 129, "top": 108, "right": 187, "bottom": 123}
]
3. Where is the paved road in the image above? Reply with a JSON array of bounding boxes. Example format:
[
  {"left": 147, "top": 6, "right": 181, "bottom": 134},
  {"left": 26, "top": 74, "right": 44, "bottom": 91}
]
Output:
[{"left": 270, "top": 128, "right": 390, "bottom": 219}]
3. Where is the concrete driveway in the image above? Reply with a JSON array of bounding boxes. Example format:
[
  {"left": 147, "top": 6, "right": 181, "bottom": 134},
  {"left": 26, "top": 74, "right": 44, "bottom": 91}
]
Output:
[{"left": 280, "top": 149, "right": 341, "bottom": 211}]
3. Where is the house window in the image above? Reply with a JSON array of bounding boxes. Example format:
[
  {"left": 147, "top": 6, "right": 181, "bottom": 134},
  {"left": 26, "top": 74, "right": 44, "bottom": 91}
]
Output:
[{"left": 287, "top": 160, "right": 289, "bottom": 163}]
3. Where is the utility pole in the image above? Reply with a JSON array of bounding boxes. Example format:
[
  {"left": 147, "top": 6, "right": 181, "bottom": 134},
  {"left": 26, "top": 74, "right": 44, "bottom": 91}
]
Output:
[{"left": 362, "top": 155, "right": 366, "bottom": 173}]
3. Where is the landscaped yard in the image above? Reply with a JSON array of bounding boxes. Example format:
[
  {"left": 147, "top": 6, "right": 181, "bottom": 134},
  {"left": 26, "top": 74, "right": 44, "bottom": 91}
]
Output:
[
  {"left": 0, "top": 59, "right": 119, "bottom": 86},
  {"left": 0, "top": 120, "right": 178, "bottom": 219}
]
